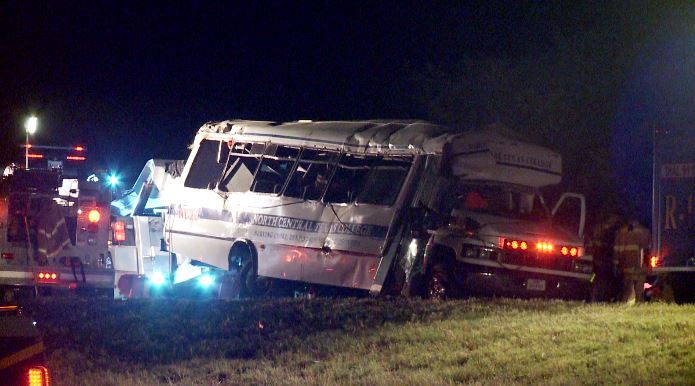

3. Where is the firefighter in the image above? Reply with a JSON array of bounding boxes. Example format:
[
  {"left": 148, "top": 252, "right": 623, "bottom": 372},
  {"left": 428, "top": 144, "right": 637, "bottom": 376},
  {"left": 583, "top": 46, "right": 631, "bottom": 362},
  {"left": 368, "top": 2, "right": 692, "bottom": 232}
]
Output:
[
  {"left": 613, "top": 219, "right": 651, "bottom": 304},
  {"left": 35, "top": 199, "right": 71, "bottom": 264},
  {"left": 588, "top": 214, "right": 624, "bottom": 301}
]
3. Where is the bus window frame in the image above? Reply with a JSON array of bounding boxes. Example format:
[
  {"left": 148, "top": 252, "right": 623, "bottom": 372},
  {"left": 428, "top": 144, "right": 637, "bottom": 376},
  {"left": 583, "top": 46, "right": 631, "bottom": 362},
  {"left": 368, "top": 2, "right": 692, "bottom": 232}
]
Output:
[
  {"left": 283, "top": 148, "right": 340, "bottom": 202},
  {"left": 217, "top": 141, "right": 265, "bottom": 194},
  {"left": 184, "top": 139, "right": 231, "bottom": 190},
  {"left": 212, "top": 141, "right": 413, "bottom": 208},
  {"left": 354, "top": 156, "right": 413, "bottom": 207},
  {"left": 322, "top": 153, "right": 377, "bottom": 205},
  {"left": 249, "top": 144, "right": 301, "bottom": 196}
]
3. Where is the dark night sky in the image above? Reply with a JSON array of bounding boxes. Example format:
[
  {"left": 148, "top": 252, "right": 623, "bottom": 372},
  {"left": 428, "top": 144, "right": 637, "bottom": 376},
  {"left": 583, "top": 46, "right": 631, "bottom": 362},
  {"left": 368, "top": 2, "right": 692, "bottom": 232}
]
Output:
[
  {"left": 1, "top": 1, "right": 561, "bottom": 179},
  {"left": 1, "top": 1, "right": 693, "bottom": 225}
]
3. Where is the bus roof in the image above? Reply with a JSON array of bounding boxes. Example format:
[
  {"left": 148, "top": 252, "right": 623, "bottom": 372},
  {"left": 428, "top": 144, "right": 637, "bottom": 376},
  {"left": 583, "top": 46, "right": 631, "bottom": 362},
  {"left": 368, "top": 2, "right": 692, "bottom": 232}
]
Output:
[
  {"left": 197, "top": 120, "right": 457, "bottom": 154},
  {"left": 196, "top": 120, "right": 563, "bottom": 187}
]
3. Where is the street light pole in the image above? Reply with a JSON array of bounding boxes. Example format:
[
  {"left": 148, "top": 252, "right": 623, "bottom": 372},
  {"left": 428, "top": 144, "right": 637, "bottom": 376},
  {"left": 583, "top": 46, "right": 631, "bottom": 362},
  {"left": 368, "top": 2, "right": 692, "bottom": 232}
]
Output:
[{"left": 24, "top": 116, "right": 38, "bottom": 169}]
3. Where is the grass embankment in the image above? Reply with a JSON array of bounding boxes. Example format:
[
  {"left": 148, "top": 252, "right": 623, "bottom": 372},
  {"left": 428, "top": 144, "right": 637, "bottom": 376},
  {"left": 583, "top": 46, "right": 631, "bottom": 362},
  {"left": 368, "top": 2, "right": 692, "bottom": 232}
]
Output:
[{"left": 22, "top": 298, "right": 695, "bottom": 385}]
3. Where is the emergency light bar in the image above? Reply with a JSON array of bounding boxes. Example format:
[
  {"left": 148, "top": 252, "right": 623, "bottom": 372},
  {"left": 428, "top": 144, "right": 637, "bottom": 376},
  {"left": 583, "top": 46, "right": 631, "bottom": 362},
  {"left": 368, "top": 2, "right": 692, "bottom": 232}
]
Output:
[{"left": 20, "top": 144, "right": 86, "bottom": 151}]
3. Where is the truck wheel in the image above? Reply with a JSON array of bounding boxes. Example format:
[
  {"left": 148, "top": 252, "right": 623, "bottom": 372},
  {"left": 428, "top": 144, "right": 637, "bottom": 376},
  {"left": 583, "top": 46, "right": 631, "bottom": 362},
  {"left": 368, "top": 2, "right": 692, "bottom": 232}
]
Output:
[{"left": 426, "top": 262, "right": 459, "bottom": 300}]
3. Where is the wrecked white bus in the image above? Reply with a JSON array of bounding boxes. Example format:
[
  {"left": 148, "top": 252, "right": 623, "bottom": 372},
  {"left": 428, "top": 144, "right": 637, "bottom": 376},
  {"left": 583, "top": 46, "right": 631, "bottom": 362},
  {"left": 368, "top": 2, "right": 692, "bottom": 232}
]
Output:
[{"left": 165, "top": 120, "right": 592, "bottom": 299}]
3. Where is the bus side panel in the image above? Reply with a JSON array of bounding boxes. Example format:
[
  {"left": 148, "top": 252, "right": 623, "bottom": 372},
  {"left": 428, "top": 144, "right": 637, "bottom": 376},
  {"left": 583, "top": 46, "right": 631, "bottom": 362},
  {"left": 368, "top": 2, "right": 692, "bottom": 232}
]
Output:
[
  {"left": 228, "top": 193, "right": 392, "bottom": 289},
  {"left": 168, "top": 188, "right": 231, "bottom": 270},
  {"left": 300, "top": 247, "right": 380, "bottom": 289}
]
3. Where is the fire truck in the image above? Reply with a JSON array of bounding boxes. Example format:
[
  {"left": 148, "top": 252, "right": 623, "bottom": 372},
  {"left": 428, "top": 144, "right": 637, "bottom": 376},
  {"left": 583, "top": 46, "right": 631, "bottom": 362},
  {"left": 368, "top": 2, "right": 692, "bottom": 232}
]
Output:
[
  {"left": 0, "top": 146, "right": 114, "bottom": 300},
  {"left": 650, "top": 129, "right": 695, "bottom": 303}
]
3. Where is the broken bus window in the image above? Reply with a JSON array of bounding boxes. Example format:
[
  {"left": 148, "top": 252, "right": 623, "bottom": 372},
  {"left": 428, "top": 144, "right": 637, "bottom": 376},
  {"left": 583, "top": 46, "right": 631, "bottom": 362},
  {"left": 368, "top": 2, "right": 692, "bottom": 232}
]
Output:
[
  {"left": 284, "top": 149, "right": 339, "bottom": 201},
  {"left": 251, "top": 145, "right": 300, "bottom": 194},
  {"left": 184, "top": 139, "right": 230, "bottom": 189}
]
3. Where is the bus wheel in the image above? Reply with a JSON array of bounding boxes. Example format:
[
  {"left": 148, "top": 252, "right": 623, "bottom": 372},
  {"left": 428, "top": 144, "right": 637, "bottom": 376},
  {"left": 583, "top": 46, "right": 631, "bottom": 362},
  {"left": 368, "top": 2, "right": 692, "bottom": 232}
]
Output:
[
  {"left": 426, "top": 263, "right": 458, "bottom": 300},
  {"left": 240, "top": 261, "right": 272, "bottom": 298},
  {"left": 231, "top": 245, "right": 271, "bottom": 298}
]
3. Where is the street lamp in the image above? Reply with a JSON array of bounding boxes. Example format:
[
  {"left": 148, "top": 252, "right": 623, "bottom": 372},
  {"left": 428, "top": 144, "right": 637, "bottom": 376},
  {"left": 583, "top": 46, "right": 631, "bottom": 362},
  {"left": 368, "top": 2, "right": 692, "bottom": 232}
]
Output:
[{"left": 24, "top": 116, "right": 38, "bottom": 169}]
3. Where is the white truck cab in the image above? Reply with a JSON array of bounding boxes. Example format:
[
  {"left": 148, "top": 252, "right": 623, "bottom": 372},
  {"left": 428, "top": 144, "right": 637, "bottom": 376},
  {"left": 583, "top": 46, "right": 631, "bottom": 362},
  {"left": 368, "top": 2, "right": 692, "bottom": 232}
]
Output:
[{"left": 412, "top": 128, "right": 592, "bottom": 299}]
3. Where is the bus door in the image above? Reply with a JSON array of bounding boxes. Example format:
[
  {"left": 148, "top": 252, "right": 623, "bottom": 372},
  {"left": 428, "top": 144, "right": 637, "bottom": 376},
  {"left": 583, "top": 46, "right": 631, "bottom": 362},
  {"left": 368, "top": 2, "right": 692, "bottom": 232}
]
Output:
[{"left": 313, "top": 154, "right": 414, "bottom": 290}]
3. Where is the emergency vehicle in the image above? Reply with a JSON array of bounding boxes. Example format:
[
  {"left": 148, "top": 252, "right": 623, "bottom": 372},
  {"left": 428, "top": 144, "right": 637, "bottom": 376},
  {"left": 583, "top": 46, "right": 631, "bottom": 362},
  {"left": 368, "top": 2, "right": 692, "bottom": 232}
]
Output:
[
  {"left": 650, "top": 128, "right": 695, "bottom": 303},
  {"left": 0, "top": 146, "right": 114, "bottom": 300},
  {"left": 0, "top": 305, "right": 50, "bottom": 385},
  {"left": 163, "top": 120, "right": 592, "bottom": 299},
  {"left": 109, "top": 159, "right": 183, "bottom": 298}
]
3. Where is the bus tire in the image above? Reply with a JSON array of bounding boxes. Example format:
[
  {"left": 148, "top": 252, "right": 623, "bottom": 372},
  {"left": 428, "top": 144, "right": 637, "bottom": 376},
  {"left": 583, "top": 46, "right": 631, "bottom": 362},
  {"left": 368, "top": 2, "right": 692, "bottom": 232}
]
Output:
[
  {"left": 229, "top": 243, "right": 271, "bottom": 298},
  {"left": 425, "top": 262, "right": 459, "bottom": 300}
]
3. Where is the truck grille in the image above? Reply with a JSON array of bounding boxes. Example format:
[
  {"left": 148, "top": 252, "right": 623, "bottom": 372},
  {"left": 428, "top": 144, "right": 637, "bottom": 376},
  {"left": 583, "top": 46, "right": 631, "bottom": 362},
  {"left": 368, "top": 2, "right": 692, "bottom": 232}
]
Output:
[{"left": 498, "top": 250, "right": 575, "bottom": 271}]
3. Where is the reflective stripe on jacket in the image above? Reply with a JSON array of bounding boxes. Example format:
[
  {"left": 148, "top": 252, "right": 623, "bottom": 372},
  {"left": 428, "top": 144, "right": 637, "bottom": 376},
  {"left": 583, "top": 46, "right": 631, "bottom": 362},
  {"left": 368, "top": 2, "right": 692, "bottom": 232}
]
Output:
[{"left": 36, "top": 203, "right": 71, "bottom": 261}]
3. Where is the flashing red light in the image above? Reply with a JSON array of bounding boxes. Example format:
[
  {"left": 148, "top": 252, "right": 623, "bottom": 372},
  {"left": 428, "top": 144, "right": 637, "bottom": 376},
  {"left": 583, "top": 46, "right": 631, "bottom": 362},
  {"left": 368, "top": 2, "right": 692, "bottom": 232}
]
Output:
[
  {"left": 505, "top": 239, "right": 530, "bottom": 251},
  {"left": 561, "top": 246, "right": 569, "bottom": 256},
  {"left": 37, "top": 272, "right": 57, "bottom": 282},
  {"left": 536, "top": 242, "right": 554, "bottom": 253},
  {"left": 88, "top": 209, "right": 100, "bottom": 223},
  {"left": 66, "top": 155, "right": 86, "bottom": 161},
  {"left": 570, "top": 247, "right": 578, "bottom": 257},
  {"left": 113, "top": 221, "right": 126, "bottom": 242},
  {"left": 74, "top": 146, "right": 85, "bottom": 151},
  {"left": 27, "top": 366, "right": 50, "bottom": 386},
  {"left": 27, "top": 153, "right": 44, "bottom": 159},
  {"left": 650, "top": 256, "right": 659, "bottom": 268}
]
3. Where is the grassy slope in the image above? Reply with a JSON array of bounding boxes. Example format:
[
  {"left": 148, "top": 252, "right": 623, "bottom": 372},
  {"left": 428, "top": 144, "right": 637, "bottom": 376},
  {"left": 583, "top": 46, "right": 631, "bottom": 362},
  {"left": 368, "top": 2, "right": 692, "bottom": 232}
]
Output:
[{"left": 22, "top": 298, "right": 695, "bottom": 386}]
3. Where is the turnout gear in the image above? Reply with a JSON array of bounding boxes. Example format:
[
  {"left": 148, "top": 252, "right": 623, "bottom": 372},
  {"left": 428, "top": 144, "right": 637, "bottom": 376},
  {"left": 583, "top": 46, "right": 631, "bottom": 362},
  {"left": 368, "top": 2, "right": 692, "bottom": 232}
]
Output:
[
  {"left": 614, "top": 220, "right": 651, "bottom": 304},
  {"left": 588, "top": 215, "right": 623, "bottom": 301},
  {"left": 35, "top": 201, "right": 71, "bottom": 263}
]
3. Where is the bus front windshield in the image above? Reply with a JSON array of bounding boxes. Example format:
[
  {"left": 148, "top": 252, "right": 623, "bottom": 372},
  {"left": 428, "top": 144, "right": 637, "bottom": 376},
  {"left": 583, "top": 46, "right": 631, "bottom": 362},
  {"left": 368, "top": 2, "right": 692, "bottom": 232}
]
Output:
[{"left": 456, "top": 183, "right": 549, "bottom": 222}]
